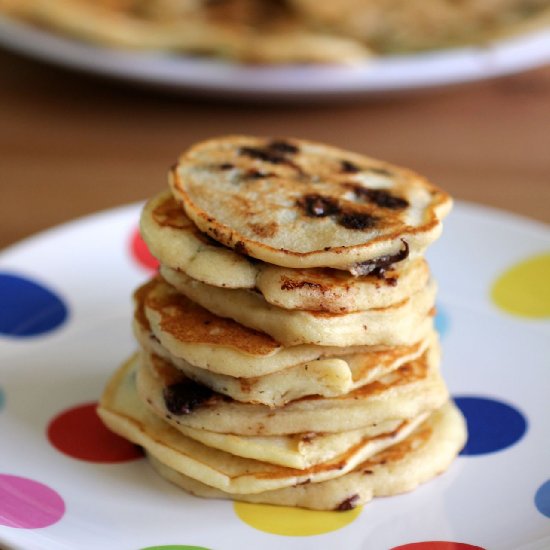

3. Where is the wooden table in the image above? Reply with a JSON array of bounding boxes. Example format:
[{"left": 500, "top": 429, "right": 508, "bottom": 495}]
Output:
[{"left": 0, "top": 48, "right": 548, "bottom": 250}]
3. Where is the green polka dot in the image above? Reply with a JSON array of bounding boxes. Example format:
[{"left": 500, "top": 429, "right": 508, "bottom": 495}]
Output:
[
  {"left": 234, "top": 501, "right": 362, "bottom": 536},
  {"left": 491, "top": 253, "right": 550, "bottom": 318},
  {"left": 140, "top": 546, "right": 211, "bottom": 550}
]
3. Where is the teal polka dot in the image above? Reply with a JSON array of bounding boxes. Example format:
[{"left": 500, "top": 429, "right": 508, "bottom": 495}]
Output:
[
  {"left": 435, "top": 304, "right": 449, "bottom": 338},
  {"left": 535, "top": 480, "right": 550, "bottom": 518}
]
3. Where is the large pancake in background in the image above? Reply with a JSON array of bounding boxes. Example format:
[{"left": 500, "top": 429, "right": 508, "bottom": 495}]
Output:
[
  {"left": 1, "top": 0, "right": 370, "bottom": 63},
  {"left": 141, "top": 190, "right": 430, "bottom": 312},
  {"left": 289, "top": 0, "right": 550, "bottom": 53},
  {"left": 98, "top": 355, "right": 432, "bottom": 494},
  {"left": 169, "top": 136, "right": 452, "bottom": 270},
  {"left": 161, "top": 266, "right": 436, "bottom": 346},
  {"left": 135, "top": 313, "right": 431, "bottom": 406},
  {"left": 137, "top": 277, "right": 433, "bottom": 377},
  {"left": 148, "top": 400, "right": 466, "bottom": 510},
  {"left": 136, "top": 344, "right": 448, "bottom": 435}
]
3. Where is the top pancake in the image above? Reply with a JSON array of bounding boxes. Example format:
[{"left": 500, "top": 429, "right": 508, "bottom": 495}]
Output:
[{"left": 170, "top": 136, "right": 452, "bottom": 270}]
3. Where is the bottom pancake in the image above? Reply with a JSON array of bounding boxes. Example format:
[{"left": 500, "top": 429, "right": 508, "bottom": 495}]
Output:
[{"left": 147, "top": 400, "right": 466, "bottom": 511}]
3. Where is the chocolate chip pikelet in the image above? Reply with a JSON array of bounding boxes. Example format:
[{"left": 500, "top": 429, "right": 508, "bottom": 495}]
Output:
[{"left": 98, "top": 136, "right": 466, "bottom": 511}]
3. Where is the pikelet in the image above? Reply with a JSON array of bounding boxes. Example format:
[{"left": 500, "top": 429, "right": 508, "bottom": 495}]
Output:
[
  {"left": 135, "top": 342, "right": 447, "bottom": 436},
  {"left": 133, "top": 277, "right": 432, "bottom": 407},
  {"left": 141, "top": 190, "right": 432, "bottom": 312},
  {"left": 98, "top": 354, "right": 458, "bottom": 494},
  {"left": 97, "top": 355, "right": 464, "bottom": 509},
  {"left": 99, "top": 135, "right": 465, "bottom": 511},
  {"left": 145, "top": 400, "right": 466, "bottom": 511},
  {"left": 169, "top": 135, "right": 452, "bottom": 271}
]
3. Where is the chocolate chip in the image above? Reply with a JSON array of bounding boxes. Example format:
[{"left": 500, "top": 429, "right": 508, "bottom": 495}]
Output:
[
  {"left": 338, "top": 212, "right": 377, "bottom": 230},
  {"left": 350, "top": 240, "right": 409, "bottom": 276},
  {"left": 239, "top": 146, "right": 286, "bottom": 164},
  {"left": 298, "top": 194, "right": 378, "bottom": 230},
  {"left": 163, "top": 381, "right": 216, "bottom": 415},
  {"left": 297, "top": 194, "right": 340, "bottom": 217},
  {"left": 234, "top": 241, "right": 248, "bottom": 255},
  {"left": 268, "top": 140, "right": 299, "bottom": 155},
  {"left": 218, "top": 163, "right": 234, "bottom": 170},
  {"left": 239, "top": 141, "right": 302, "bottom": 171},
  {"left": 335, "top": 494, "right": 360, "bottom": 511},
  {"left": 350, "top": 185, "right": 409, "bottom": 209},
  {"left": 341, "top": 160, "right": 360, "bottom": 173}
]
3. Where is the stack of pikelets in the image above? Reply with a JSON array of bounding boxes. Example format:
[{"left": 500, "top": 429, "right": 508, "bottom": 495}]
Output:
[{"left": 98, "top": 136, "right": 467, "bottom": 511}]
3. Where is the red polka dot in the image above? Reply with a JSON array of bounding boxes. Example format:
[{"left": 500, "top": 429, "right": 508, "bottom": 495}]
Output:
[
  {"left": 130, "top": 228, "right": 159, "bottom": 271},
  {"left": 47, "top": 402, "right": 143, "bottom": 462},
  {"left": 391, "top": 543, "right": 485, "bottom": 550}
]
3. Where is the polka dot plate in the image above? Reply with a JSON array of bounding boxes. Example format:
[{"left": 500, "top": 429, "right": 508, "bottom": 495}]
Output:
[{"left": 0, "top": 201, "right": 548, "bottom": 550}]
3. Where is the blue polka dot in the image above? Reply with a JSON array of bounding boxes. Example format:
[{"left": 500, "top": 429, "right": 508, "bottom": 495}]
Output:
[
  {"left": 454, "top": 396, "right": 527, "bottom": 456},
  {"left": 535, "top": 480, "right": 550, "bottom": 518},
  {"left": 0, "top": 273, "right": 68, "bottom": 337},
  {"left": 434, "top": 304, "right": 449, "bottom": 338}
]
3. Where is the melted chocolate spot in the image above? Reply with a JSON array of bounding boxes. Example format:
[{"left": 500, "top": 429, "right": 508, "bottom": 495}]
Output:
[
  {"left": 234, "top": 241, "right": 249, "bottom": 255},
  {"left": 268, "top": 140, "right": 299, "bottom": 154},
  {"left": 163, "top": 381, "right": 215, "bottom": 415},
  {"left": 297, "top": 194, "right": 339, "bottom": 217},
  {"left": 239, "top": 141, "right": 303, "bottom": 173},
  {"left": 240, "top": 146, "right": 287, "bottom": 164},
  {"left": 338, "top": 212, "right": 377, "bottom": 230},
  {"left": 341, "top": 160, "right": 360, "bottom": 173},
  {"left": 350, "top": 185, "right": 409, "bottom": 209},
  {"left": 335, "top": 494, "right": 360, "bottom": 511},
  {"left": 350, "top": 241, "right": 409, "bottom": 276},
  {"left": 219, "top": 163, "right": 234, "bottom": 170},
  {"left": 298, "top": 194, "right": 379, "bottom": 231}
]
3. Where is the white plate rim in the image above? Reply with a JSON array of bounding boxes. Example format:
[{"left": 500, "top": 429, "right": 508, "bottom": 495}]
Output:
[{"left": 0, "top": 15, "right": 549, "bottom": 98}]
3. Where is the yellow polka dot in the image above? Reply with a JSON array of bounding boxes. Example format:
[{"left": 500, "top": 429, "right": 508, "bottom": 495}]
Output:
[
  {"left": 233, "top": 501, "right": 362, "bottom": 536},
  {"left": 491, "top": 253, "right": 550, "bottom": 318}
]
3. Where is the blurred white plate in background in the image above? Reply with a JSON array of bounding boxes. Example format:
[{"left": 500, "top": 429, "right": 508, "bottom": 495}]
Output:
[{"left": 0, "top": 15, "right": 549, "bottom": 99}]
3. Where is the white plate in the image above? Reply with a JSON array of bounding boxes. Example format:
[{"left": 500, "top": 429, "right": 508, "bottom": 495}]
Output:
[
  {"left": 0, "top": 15, "right": 549, "bottom": 99},
  {"left": 0, "top": 201, "right": 549, "bottom": 550}
]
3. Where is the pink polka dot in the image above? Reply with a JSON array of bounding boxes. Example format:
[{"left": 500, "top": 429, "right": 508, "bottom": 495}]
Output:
[
  {"left": 0, "top": 474, "right": 65, "bottom": 529},
  {"left": 47, "top": 402, "right": 143, "bottom": 463},
  {"left": 130, "top": 228, "right": 159, "bottom": 271},
  {"left": 391, "top": 543, "right": 485, "bottom": 550}
]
